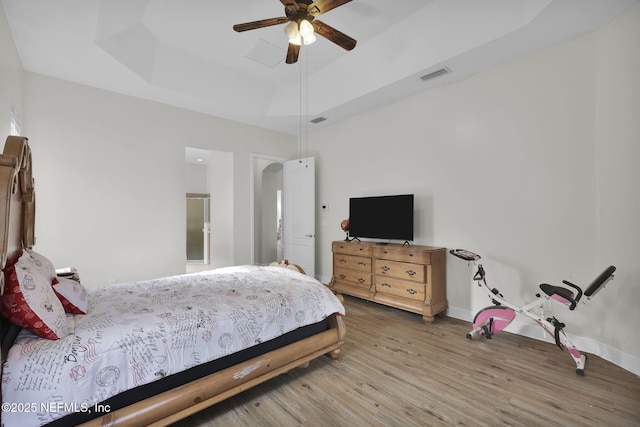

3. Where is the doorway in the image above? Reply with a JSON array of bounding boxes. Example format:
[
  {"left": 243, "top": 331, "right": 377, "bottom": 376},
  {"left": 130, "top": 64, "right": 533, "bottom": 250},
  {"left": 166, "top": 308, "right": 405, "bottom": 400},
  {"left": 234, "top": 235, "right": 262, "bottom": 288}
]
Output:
[
  {"left": 250, "top": 154, "right": 316, "bottom": 276},
  {"left": 251, "top": 155, "right": 285, "bottom": 265},
  {"left": 186, "top": 147, "right": 234, "bottom": 272},
  {"left": 186, "top": 194, "right": 210, "bottom": 262}
]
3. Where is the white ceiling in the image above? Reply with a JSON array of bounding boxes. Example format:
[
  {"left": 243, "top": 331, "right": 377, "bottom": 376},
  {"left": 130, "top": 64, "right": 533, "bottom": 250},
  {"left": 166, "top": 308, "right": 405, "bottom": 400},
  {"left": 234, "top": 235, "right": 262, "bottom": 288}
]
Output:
[{"left": 3, "top": 0, "right": 638, "bottom": 135}]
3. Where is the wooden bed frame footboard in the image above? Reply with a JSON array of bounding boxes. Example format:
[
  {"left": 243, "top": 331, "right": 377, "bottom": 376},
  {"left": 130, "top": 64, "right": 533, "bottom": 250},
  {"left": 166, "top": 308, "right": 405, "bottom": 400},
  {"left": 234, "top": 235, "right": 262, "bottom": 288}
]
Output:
[
  {"left": 80, "top": 314, "right": 345, "bottom": 427},
  {"left": 0, "top": 136, "right": 346, "bottom": 426}
]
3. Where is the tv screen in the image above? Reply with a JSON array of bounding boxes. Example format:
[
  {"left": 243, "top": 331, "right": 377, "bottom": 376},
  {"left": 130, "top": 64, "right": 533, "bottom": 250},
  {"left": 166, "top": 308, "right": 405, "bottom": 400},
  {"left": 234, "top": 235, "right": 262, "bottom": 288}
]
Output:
[{"left": 348, "top": 194, "right": 414, "bottom": 241}]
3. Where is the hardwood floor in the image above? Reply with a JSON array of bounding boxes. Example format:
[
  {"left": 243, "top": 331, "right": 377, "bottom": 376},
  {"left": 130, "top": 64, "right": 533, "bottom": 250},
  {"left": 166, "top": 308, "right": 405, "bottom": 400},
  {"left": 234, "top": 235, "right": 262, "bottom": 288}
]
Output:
[{"left": 173, "top": 296, "right": 640, "bottom": 426}]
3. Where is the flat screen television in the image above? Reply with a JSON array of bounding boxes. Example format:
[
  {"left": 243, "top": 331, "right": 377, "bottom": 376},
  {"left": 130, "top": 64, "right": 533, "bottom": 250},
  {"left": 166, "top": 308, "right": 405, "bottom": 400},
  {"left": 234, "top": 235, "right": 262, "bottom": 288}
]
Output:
[{"left": 348, "top": 194, "right": 414, "bottom": 242}]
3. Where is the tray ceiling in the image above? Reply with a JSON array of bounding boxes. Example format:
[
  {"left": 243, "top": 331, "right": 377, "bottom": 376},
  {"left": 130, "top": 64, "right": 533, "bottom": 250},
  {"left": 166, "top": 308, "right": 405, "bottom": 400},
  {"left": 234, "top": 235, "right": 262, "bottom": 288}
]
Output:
[{"left": 2, "top": 0, "right": 638, "bottom": 134}]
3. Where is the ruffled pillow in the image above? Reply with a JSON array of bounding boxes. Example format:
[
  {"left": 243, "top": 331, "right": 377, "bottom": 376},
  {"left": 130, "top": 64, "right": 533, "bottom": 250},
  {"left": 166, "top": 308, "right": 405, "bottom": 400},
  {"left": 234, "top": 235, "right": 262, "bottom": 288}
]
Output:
[
  {"left": 53, "top": 277, "right": 88, "bottom": 314},
  {"left": 1, "top": 250, "right": 68, "bottom": 340}
]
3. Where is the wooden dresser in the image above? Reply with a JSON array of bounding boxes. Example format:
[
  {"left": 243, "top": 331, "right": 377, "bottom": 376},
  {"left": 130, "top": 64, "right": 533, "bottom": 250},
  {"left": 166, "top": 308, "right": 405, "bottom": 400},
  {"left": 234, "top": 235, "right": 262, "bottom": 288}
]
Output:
[{"left": 329, "top": 240, "right": 447, "bottom": 322}]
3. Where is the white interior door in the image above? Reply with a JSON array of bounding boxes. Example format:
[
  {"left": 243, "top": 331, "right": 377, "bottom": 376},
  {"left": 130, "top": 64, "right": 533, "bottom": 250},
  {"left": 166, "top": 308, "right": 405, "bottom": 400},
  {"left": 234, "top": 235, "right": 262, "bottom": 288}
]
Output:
[{"left": 284, "top": 157, "right": 315, "bottom": 277}]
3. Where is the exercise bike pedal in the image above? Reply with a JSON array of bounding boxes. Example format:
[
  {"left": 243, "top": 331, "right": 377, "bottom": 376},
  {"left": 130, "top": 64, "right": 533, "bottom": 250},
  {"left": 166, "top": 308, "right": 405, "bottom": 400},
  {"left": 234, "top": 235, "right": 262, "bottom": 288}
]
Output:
[{"left": 481, "top": 325, "right": 493, "bottom": 339}]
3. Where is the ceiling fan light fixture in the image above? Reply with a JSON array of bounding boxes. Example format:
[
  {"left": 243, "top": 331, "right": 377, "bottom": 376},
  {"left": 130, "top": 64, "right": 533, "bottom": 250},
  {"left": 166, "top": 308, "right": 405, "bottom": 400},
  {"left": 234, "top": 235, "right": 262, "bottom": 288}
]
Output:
[
  {"left": 303, "top": 32, "right": 316, "bottom": 45},
  {"left": 289, "top": 33, "right": 302, "bottom": 46},
  {"left": 299, "top": 19, "right": 314, "bottom": 38},
  {"left": 284, "top": 21, "right": 298, "bottom": 39},
  {"left": 284, "top": 19, "right": 316, "bottom": 46},
  {"left": 299, "top": 19, "right": 316, "bottom": 45}
]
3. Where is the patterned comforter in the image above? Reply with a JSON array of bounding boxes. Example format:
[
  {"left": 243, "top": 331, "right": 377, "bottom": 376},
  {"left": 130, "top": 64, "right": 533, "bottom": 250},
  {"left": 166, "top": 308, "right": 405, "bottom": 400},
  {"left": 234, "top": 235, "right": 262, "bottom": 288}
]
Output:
[{"left": 1, "top": 265, "right": 345, "bottom": 426}]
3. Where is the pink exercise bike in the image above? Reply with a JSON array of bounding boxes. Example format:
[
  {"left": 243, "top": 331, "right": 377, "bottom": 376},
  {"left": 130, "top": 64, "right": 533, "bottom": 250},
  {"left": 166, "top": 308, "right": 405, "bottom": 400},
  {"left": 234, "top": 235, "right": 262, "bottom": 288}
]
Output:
[{"left": 450, "top": 249, "right": 616, "bottom": 375}]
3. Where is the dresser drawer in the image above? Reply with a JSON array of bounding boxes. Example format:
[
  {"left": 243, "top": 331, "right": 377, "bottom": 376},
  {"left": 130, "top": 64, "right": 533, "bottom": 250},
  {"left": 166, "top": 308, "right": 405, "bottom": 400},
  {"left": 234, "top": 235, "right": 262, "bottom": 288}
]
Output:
[
  {"left": 373, "top": 246, "right": 431, "bottom": 264},
  {"left": 332, "top": 241, "right": 373, "bottom": 257},
  {"left": 374, "top": 259, "right": 425, "bottom": 283},
  {"left": 376, "top": 276, "right": 425, "bottom": 302},
  {"left": 334, "top": 267, "right": 372, "bottom": 289},
  {"left": 333, "top": 253, "right": 372, "bottom": 272}
]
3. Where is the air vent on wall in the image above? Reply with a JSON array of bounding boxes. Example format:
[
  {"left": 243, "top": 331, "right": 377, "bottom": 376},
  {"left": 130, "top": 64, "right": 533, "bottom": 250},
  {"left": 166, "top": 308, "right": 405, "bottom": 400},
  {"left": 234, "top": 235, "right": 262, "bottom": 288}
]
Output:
[
  {"left": 420, "top": 67, "right": 451, "bottom": 82},
  {"left": 310, "top": 117, "right": 327, "bottom": 124}
]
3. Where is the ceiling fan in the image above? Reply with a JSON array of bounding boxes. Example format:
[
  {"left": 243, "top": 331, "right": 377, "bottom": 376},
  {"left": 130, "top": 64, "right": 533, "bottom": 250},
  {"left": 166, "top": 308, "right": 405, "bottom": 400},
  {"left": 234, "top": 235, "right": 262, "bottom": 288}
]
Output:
[{"left": 233, "top": 0, "right": 357, "bottom": 64}]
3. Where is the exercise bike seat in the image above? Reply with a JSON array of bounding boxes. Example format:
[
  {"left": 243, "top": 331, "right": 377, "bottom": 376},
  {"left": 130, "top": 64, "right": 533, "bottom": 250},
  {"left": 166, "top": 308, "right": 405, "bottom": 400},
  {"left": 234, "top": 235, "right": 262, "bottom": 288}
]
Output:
[{"left": 539, "top": 284, "right": 577, "bottom": 310}]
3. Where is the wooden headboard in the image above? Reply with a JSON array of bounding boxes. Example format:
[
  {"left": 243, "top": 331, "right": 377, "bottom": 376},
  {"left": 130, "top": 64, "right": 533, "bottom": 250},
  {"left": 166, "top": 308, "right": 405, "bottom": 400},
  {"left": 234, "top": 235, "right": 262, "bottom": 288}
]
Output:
[{"left": 0, "top": 135, "right": 35, "bottom": 361}]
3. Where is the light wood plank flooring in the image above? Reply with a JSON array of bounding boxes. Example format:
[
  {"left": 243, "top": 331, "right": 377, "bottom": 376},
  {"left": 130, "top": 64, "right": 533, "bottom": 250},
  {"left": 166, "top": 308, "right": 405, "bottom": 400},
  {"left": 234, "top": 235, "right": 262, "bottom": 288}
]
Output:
[{"left": 173, "top": 296, "right": 640, "bottom": 426}]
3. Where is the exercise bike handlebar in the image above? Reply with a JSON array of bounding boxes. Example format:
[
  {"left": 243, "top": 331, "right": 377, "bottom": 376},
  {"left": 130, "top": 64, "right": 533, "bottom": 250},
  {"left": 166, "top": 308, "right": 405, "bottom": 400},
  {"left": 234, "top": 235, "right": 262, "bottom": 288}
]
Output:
[
  {"left": 449, "top": 249, "right": 481, "bottom": 261},
  {"left": 561, "top": 279, "right": 583, "bottom": 306},
  {"left": 449, "top": 249, "right": 486, "bottom": 282}
]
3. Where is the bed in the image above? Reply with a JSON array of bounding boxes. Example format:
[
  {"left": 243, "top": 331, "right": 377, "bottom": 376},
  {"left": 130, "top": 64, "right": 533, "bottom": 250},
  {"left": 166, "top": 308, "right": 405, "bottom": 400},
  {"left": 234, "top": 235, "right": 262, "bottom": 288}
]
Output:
[{"left": 0, "top": 136, "right": 346, "bottom": 426}]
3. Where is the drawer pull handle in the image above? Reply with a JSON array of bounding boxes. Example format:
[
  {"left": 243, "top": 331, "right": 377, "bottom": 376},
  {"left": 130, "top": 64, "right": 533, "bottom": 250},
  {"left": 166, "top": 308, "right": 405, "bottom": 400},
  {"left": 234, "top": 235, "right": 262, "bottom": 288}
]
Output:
[
  {"left": 339, "top": 274, "right": 346, "bottom": 279},
  {"left": 357, "top": 261, "right": 367, "bottom": 266},
  {"left": 380, "top": 265, "right": 390, "bottom": 272},
  {"left": 381, "top": 283, "right": 391, "bottom": 288},
  {"left": 357, "top": 278, "right": 366, "bottom": 284},
  {"left": 406, "top": 288, "right": 417, "bottom": 295},
  {"left": 339, "top": 258, "right": 347, "bottom": 263},
  {"left": 405, "top": 269, "right": 416, "bottom": 276}
]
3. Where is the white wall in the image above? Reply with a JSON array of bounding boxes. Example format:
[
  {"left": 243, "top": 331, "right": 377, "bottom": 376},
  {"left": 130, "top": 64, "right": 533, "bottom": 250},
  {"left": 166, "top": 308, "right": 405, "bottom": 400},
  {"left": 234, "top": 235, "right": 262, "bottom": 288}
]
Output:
[
  {"left": 0, "top": 3, "right": 22, "bottom": 137},
  {"left": 310, "top": 5, "right": 640, "bottom": 373},
  {"left": 208, "top": 149, "right": 234, "bottom": 268},
  {"left": 594, "top": 4, "right": 640, "bottom": 368},
  {"left": 22, "top": 73, "right": 297, "bottom": 286},
  {"left": 186, "top": 162, "right": 208, "bottom": 194}
]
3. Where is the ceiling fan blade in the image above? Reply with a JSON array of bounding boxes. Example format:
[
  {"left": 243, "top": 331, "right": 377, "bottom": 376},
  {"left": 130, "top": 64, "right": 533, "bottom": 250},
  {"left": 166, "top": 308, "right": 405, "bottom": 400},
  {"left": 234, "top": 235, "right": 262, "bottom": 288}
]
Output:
[
  {"left": 307, "top": 0, "right": 352, "bottom": 17},
  {"left": 233, "top": 17, "right": 289, "bottom": 32},
  {"left": 286, "top": 43, "right": 301, "bottom": 64},
  {"left": 313, "top": 20, "right": 356, "bottom": 51}
]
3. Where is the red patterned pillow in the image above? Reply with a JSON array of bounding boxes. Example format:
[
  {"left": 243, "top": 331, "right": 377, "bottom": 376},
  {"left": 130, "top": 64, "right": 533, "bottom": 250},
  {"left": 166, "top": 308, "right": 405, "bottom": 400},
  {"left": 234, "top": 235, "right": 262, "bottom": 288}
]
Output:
[
  {"left": 53, "top": 277, "right": 88, "bottom": 314},
  {"left": 1, "top": 251, "right": 68, "bottom": 340}
]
